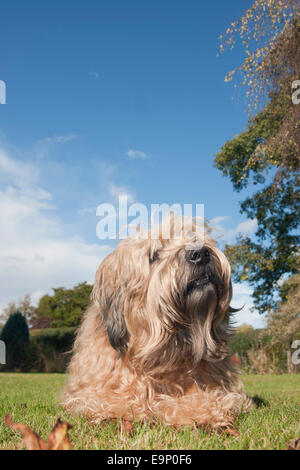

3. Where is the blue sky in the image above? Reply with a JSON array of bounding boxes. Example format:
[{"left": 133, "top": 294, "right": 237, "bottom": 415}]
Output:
[{"left": 0, "top": 0, "right": 266, "bottom": 327}]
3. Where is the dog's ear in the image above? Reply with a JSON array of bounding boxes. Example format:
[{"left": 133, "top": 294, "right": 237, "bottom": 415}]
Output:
[
  {"left": 105, "top": 296, "right": 129, "bottom": 356},
  {"left": 92, "top": 254, "right": 130, "bottom": 356}
]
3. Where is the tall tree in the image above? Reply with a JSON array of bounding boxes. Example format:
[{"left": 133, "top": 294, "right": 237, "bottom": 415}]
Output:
[
  {"left": 216, "top": 0, "right": 300, "bottom": 312},
  {"left": 0, "top": 312, "right": 29, "bottom": 370},
  {"left": 34, "top": 282, "right": 93, "bottom": 328},
  {"left": 1, "top": 294, "right": 36, "bottom": 326},
  {"left": 265, "top": 274, "right": 300, "bottom": 371}
]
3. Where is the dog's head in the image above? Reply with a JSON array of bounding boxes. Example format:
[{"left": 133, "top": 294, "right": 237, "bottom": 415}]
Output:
[{"left": 92, "top": 215, "right": 235, "bottom": 375}]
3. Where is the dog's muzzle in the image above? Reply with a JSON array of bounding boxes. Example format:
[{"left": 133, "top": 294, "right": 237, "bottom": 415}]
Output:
[
  {"left": 184, "top": 246, "right": 221, "bottom": 297},
  {"left": 185, "top": 274, "right": 211, "bottom": 296},
  {"left": 186, "top": 247, "right": 210, "bottom": 265}
]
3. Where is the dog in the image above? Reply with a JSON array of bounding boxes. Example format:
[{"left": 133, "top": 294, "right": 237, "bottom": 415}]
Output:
[{"left": 62, "top": 215, "right": 253, "bottom": 429}]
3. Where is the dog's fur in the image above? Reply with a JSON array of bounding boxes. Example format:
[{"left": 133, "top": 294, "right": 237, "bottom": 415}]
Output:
[{"left": 62, "top": 216, "right": 253, "bottom": 428}]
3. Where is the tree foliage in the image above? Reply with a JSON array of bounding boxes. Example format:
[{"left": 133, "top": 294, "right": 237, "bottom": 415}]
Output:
[
  {"left": 0, "top": 311, "right": 29, "bottom": 370},
  {"left": 34, "top": 282, "right": 93, "bottom": 328},
  {"left": 266, "top": 273, "right": 300, "bottom": 346},
  {"left": 229, "top": 324, "right": 258, "bottom": 357},
  {"left": 1, "top": 294, "right": 37, "bottom": 326},
  {"left": 220, "top": 0, "right": 300, "bottom": 106},
  {"left": 216, "top": 0, "right": 300, "bottom": 312},
  {"left": 218, "top": 95, "right": 300, "bottom": 311}
]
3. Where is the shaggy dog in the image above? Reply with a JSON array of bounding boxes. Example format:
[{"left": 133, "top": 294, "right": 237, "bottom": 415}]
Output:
[{"left": 62, "top": 216, "right": 253, "bottom": 428}]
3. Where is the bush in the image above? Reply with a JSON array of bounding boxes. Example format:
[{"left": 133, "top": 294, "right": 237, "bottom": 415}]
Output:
[
  {"left": 32, "top": 327, "right": 77, "bottom": 351},
  {"left": 229, "top": 326, "right": 300, "bottom": 374},
  {"left": 229, "top": 326, "right": 258, "bottom": 371},
  {"left": 0, "top": 312, "right": 29, "bottom": 371},
  {"left": 27, "top": 327, "right": 77, "bottom": 372}
]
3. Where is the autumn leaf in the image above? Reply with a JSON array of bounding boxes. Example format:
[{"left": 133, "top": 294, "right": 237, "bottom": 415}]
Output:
[
  {"left": 287, "top": 438, "right": 300, "bottom": 450},
  {"left": 47, "top": 419, "right": 73, "bottom": 450},
  {"left": 5, "top": 414, "right": 73, "bottom": 450},
  {"left": 5, "top": 415, "right": 47, "bottom": 450}
]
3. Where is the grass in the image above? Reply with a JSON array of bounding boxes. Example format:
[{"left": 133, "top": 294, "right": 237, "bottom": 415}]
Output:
[{"left": 0, "top": 373, "right": 299, "bottom": 450}]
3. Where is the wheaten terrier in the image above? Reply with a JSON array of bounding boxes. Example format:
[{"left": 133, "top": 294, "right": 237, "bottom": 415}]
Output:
[{"left": 62, "top": 216, "right": 252, "bottom": 428}]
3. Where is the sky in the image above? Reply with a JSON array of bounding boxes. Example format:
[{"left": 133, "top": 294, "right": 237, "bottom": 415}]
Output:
[{"left": 0, "top": 0, "right": 266, "bottom": 328}]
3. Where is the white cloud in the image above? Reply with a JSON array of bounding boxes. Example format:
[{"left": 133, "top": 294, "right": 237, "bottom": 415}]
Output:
[
  {"left": 125, "top": 149, "right": 148, "bottom": 160},
  {"left": 79, "top": 207, "right": 96, "bottom": 216},
  {"left": 40, "top": 134, "right": 78, "bottom": 144},
  {"left": 210, "top": 215, "right": 229, "bottom": 226},
  {"left": 210, "top": 215, "right": 257, "bottom": 242},
  {"left": 30, "top": 290, "right": 45, "bottom": 306},
  {"left": 89, "top": 71, "right": 99, "bottom": 79},
  {"left": 34, "top": 134, "right": 78, "bottom": 159},
  {"left": 233, "top": 219, "right": 257, "bottom": 236},
  {"left": 231, "top": 283, "right": 267, "bottom": 329},
  {"left": 109, "top": 183, "right": 135, "bottom": 204},
  {"left": 0, "top": 149, "right": 39, "bottom": 187},
  {"left": 0, "top": 149, "right": 110, "bottom": 314}
]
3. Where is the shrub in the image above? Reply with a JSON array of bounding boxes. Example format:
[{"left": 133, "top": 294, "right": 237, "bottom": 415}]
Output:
[
  {"left": 0, "top": 312, "right": 29, "bottom": 371},
  {"left": 28, "top": 327, "right": 77, "bottom": 372}
]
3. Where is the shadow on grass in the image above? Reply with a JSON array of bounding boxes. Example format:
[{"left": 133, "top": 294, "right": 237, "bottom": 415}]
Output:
[{"left": 252, "top": 395, "right": 269, "bottom": 408}]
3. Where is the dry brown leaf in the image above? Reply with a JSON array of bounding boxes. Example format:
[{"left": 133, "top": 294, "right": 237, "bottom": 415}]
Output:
[
  {"left": 47, "top": 419, "right": 73, "bottom": 450},
  {"left": 5, "top": 414, "right": 72, "bottom": 450},
  {"left": 287, "top": 438, "right": 300, "bottom": 450},
  {"left": 5, "top": 415, "right": 47, "bottom": 450}
]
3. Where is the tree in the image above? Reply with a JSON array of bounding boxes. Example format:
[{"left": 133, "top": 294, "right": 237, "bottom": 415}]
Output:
[
  {"left": 18, "top": 294, "right": 37, "bottom": 325},
  {"left": 1, "top": 301, "right": 17, "bottom": 322},
  {"left": 216, "top": 0, "right": 300, "bottom": 312},
  {"left": 229, "top": 324, "right": 258, "bottom": 358},
  {"left": 265, "top": 273, "right": 300, "bottom": 371},
  {"left": 220, "top": 0, "right": 300, "bottom": 112},
  {"left": 0, "top": 312, "right": 29, "bottom": 370},
  {"left": 1, "top": 294, "right": 37, "bottom": 326},
  {"left": 34, "top": 282, "right": 93, "bottom": 328}
]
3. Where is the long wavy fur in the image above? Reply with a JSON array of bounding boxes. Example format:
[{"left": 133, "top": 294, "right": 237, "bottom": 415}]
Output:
[{"left": 62, "top": 215, "right": 253, "bottom": 428}]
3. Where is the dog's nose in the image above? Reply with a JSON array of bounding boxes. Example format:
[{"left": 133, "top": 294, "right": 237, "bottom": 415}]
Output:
[{"left": 187, "top": 247, "right": 210, "bottom": 264}]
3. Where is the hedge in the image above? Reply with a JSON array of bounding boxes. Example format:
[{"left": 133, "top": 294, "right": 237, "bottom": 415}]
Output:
[
  {"left": 26, "top": 327, "right": 77, "bottom": 372},
  {"left": 0, "top": 327, "right": 77, "bottom": 373},
  {"left": 1, "top": 325, "right": 299, "bottom": 374}
]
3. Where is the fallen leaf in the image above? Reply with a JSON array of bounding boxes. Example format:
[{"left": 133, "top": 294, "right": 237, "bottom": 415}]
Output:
[
  {"left": 47, "top": 419, "right": 73, "bottom": 450},
  {"left": 5, "top": 414, "right": 72, "bottom": 450},
  {"left": 287, "top": 438, "right": 300, "bottom": 450},
  {"left": 5, "top": 415, "right": 47, "bottom": 450}
]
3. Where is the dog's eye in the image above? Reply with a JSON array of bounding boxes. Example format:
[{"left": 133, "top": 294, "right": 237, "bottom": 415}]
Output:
[{"left": 150, "top": 251, "right": 159, "bottom": 264}]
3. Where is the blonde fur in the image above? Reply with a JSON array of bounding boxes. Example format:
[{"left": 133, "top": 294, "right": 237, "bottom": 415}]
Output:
[{"left": 62, "top": 216, "right": 253, "bottom": 428}]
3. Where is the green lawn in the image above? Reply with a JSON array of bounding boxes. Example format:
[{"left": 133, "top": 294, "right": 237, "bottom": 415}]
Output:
[{"left": 0, "top": 373, "right": 299, "bottom": 450}]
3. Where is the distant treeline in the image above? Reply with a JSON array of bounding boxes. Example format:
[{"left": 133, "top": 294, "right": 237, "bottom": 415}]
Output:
[
  {"left": 0, "top": 321, "right": 299, "bottom": 374},
  {"left": 1, "top": 275, "right": 299, "bottom": 374}
]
